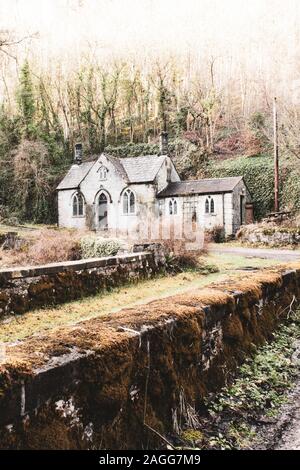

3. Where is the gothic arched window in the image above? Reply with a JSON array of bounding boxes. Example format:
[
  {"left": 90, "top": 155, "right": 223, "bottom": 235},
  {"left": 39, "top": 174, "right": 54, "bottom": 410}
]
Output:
[
  {"left": 99, "top": 166, "right": 108, "bottom": 180},
  {"left": 173, "top": 200, "right": 177, "bottom": 215},
  {"left": 123, "top": 189, "right": 136, "bottom": 214},
  {"left": 169, "top": 199, "right": 178, "bottom": 215},
  {"left": 72, "top": 192, "right": 84, "bottom": 217},
  {"left": 210, "top": 198, "right": 215, "bottom": 213},
  {"left": 205, "top": 198, "right": 210, "bottom": 214}
]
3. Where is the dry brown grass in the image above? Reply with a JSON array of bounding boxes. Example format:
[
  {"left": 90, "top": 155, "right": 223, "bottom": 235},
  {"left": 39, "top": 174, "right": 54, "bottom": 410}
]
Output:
[
  {"left": 174, "top": 288, "right": 233, "bottom": 307},
  {"left": 0, "top": 228, "right": 83, "bottom": 267},
  {"left": 216, "top": 270, "right": 284, "bottom": 301}
]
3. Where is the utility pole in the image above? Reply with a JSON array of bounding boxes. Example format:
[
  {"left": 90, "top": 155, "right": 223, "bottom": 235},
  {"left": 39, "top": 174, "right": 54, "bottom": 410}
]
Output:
[{"left": 273, "top": 97, "right": 279, "bottom": 212}]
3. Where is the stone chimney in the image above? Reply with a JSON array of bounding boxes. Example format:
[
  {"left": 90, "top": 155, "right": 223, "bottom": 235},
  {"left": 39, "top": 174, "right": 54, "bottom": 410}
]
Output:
[
  {"left": 74, "top": 143, "right": 83, "bottom": 165},
  {"left": 159, "top": 131, "right": 169, "bottom": 155}
]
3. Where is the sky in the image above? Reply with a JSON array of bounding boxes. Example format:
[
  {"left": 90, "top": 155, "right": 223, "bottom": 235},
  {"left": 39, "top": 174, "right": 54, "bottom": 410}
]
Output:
[
  {"left": 0, "top": 0, "right": 299, "bottom": 60},
  {"left": 1, "top": 0, "right": 300, "bottom": 100}
]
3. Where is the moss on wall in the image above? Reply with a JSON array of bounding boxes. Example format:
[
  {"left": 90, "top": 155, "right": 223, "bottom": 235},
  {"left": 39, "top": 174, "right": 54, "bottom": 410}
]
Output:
[{"left": 0, "top": 266, "right": 299, "bottom": 449}]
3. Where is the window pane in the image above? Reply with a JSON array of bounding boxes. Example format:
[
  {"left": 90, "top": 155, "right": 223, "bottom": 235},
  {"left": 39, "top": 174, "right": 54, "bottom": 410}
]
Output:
[
  {"left": 99, "top": 167, "right": 107, "bottom": 180},
  {"left": 78, "top": 194, "right": 84, "bottom": 215},
  {"left": 158, "top": 200, "right": 164, "bottom": 216},
  {"left": 205, "top": 199, "right": 209, "bottom": 213},
  {"left": 210, "top": 198, "right": 215, "bottom": 213},
  {"left": 173, "top": 200, "right": 177, "bottom": 214},
  {"left": 169, "top": 201, "right": 173, "bottom": 215},
  {"left": 129, "top": 191, "right": 135, "bottom": 213},
  {"left": 73, "top": 195, "right": 78, "bottom": 216},
  {"left": 123, "top": 192, "right": 128, "bottom": 213}
]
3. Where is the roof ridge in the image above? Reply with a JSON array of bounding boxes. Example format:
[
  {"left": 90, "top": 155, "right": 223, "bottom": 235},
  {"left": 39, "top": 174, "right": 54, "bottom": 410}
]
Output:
[
  {"left": 157, "top": 176, "right": 244, "bottom": 198},
  {"left": 117, "top": 154, "right": 167, "bottom": 183},
  {"left": 104, "top": 153, "right": 129, "bottom": 181},
  {"left": 177, "top": 176, "right": 242, "bottom": 183}
]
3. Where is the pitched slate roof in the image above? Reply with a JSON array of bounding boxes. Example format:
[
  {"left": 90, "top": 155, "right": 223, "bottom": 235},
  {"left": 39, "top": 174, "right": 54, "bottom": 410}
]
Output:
[
  {"left": 105, "top": 154, "right": 129, "bottom": 181},
  {"left": 120, "top": 155, "right": 165, "bottom": 183},
  {"left": 56, "top": 161, "right": 95, "bottom": 190},
  {"left": 157, "top": 176, "right": 243, "bottom": 197},
  {"left": 57, "top": 154, "right": 166, "bottom": 189}
]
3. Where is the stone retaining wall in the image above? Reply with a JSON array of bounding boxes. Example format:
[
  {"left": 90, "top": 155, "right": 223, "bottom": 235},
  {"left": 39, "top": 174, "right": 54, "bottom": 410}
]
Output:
[
  {"left": 0, "top": 246, "right": 166, "bottom": 317},
  {"left": 0, "top": 265, "right": 299, "bottom": 449},
  {"left": 237, "top": 224, "right": 300, "bottom": 247}
]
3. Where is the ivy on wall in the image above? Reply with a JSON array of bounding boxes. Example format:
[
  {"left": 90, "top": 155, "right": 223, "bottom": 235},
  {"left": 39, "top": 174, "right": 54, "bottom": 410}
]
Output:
[
  {"left": 105, "top": 142, "right": 300, "bottom": 221},
  {"left": 203, "top": 155, "right": 300, "bottom": 220}
]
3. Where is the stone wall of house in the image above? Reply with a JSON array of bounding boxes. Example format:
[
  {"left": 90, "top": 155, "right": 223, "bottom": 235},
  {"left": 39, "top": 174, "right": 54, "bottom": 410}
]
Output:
[
  {"left": 0, "top": 265, "right": 299, "bottom": 449},
  {"left": 232, "top": 178, "right": 252, "bottom": 234},
  {"left": 0, "top": 248, "right": 166, "bottom": 318},
  {"left": 58, "top": 154, "right": 180, "bottom": 232}
]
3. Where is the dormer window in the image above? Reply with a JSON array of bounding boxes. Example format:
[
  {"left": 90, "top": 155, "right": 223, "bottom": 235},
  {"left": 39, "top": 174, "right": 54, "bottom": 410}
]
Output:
[{"left": 98, "top": 165, "right": 108, "bottom": 181}]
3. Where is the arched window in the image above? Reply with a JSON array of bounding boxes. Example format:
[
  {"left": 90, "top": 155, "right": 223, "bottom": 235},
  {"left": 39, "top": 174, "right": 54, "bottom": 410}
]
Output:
[
  {"left": 99, "top": 166, "right": 108, "bottom": 180},
  {"left": 173, "top": 200, "right": 177, "bottom": 215},
  {"left": 158, "top": 200, "right": 164, "bottom": 216},
  {"left": 98, "top": 192, "right": 108, "bottom": 229},
  {"left": 205, "top": 198, "right": 210, "bottom": 214},
  {"left": 205, "top": 197, "right": 215, "bottom": 214},
  {"left": 169, "top": 199, "right": 178, "bottom": 215},
  {"left": 72, "top": 192, "right": 84, "bottom": 217},
  {"left": 123, "top": 189, "right": 136, "bottom": 214}
]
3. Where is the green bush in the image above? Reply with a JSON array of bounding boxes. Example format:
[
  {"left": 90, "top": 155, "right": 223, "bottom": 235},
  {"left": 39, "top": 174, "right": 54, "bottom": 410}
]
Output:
[
  {"left": 80, "top": 236, "right": 121, "bottom": 259},
  {"left": 105, "top": 142, "right": 159, "bottom": 158},
  {"left": 106, "top": 138, "right": 207, "bottom": 179},
  {"left": 281, "top": 168, "right": 300, "bottom": 213}
]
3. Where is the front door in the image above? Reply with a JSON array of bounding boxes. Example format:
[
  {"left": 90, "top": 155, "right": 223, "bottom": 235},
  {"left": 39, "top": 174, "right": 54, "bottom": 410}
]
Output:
[{"left": 98, "top": 193, "right": 108, "bottom": 229}]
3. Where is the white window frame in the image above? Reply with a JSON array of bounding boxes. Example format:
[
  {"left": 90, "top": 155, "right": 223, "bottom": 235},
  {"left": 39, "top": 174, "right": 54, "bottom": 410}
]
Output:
[
  {"left": 98, "top": 165, "right": 108, "bottom": 181},
  {"left": 158, "top": 200, "right": 165, "bottom": 216},
  {"left": 205, "top": 196, "right": 216, "bottom": 215},
  {"left": 169, "top": 198, "right": 178, "bottom": 216},
  {"left": 122, "top": 188, "right": 136, "bottom": 215},
  {"left": 72, "top": 192, "right": 85, "bottom": 217}
]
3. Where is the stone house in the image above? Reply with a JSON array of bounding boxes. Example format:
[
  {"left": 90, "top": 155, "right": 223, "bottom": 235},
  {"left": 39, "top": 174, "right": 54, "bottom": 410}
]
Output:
[{"left": 57, "top": 138, "right": 253, "bottom": 239}]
